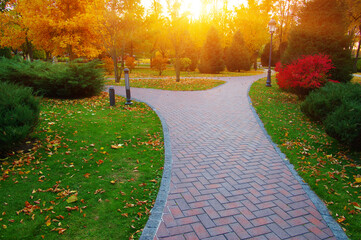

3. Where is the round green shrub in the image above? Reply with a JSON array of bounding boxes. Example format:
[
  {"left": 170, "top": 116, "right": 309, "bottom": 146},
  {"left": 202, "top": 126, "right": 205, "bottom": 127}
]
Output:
[
  {"left": 0, "top": 82, "right": 40, "bottom": 153},
  {"left": 301, "top": 82, "right": 361, "bottom": 122},
  {"left": 324, "top": 100, "right": 361, "bottom": 150}
]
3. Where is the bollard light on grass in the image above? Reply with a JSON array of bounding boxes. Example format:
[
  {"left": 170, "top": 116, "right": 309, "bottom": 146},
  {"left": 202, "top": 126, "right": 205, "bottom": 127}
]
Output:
[
  {"left": 266, "top": 19, "right": 276, "bottom": 87},
  {"left": 124, "top": 68, "right": 133, "bottom": 105},
  {"left": 109, "top": 86, "right": 115, "bottom": 106}
]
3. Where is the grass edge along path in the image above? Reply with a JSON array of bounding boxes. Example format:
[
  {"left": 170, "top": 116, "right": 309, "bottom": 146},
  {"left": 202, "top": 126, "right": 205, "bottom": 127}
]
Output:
[
  {"left": 105, "top": 78, "right": 225, "bottom": 91},
  {"left": 106, "top": 68, "right": 265, "bottom": 79},
  {"left": 249, "top": 78, "right": 361, "bottom": 239},
  {"left": 0, "top": 93, "right": 164, "bottom": 240}
]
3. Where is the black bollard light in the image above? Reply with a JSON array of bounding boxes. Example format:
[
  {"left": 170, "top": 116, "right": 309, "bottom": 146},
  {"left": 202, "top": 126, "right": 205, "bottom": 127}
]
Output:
[
  {"left": 124, "top": 68, "right": 133, "bottom": 105},
  {"left": 109, "top": 86, "right": 115, "bottom": 106}
]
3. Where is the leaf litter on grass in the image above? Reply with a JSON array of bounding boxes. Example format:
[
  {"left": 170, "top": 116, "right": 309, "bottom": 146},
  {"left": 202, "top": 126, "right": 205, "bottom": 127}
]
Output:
[{"left": 0, "top": 92, "right": 164, "bottom": 240}]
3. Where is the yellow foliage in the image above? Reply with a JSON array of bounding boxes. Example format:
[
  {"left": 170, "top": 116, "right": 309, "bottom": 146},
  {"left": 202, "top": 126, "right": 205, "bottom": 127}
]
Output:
[
  {"left": 102, "top": 56, "right": 114, "bottom": 74},
  {"left": 0, "top": 7, "right": 26, "bottom": 50},
  {"left": 125, "top": 56, "right": 136, "bottom": 71},
  {"left": 16, "top": 0, "right": 103, "bottom": 59}
]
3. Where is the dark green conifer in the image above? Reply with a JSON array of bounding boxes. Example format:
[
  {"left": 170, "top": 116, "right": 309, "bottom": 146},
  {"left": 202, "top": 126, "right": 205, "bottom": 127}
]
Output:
[
  {"left": 282, "top": 0, "right": 352, "bottom": 82},
  {"left": 198, "top": 26, "right": 225, "bottom": 74},
  {"left": 225, "top": 30, "right": 251, "bottom": 72}
]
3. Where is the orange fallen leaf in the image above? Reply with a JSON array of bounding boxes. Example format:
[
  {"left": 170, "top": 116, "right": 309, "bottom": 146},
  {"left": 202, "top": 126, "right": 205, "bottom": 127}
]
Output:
[
  {"left": 337, "top": 216, "right": 346, "bottom": 223},
  {"left": 84, "top": 173, "right": 90, "bottom": 178},
  {"left": 45, "top": 219, "right": 51, "bottom": 226}
]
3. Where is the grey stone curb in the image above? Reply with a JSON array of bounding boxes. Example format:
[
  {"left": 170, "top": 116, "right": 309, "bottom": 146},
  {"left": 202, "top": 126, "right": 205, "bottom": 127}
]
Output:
[{"left": 246, "top": 83, "right": 348, "bottom": 240}]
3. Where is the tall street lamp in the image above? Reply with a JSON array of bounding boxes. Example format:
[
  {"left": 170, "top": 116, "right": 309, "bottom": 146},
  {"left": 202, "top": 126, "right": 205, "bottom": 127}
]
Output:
[{"left": 266, "top": 19, "right": 276, "bottom": 87}]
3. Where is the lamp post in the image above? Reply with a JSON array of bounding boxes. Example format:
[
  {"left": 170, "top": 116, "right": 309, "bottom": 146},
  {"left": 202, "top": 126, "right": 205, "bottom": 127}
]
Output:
[
  {"left": 124, "top": 68, "right": 133, "bottom": 105},
  {"left": 266, "top": 19, "right": 276, "bottom": 87}
]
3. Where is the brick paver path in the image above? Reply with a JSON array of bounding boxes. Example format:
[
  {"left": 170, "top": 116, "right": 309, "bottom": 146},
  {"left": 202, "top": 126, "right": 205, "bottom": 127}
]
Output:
[{"left": 111, "top": 75, "right": 340, "bottom": 239}]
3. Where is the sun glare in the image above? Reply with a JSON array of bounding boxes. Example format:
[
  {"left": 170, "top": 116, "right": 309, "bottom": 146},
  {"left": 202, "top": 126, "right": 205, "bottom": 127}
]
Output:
[
  {"left": 183, "top": 0, "right": 203, "bottom": 19},
  {"left": 142, "top": 0, "right": 248, "bottom": 20}
]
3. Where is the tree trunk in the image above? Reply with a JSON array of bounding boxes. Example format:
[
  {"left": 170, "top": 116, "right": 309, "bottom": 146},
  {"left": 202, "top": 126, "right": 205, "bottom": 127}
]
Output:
[
  {"left": 67, "top": 44, "right": 75, "bottom": 61},
  {"left": 353, "top": 26, "right": 361, "bottom": 73},
  {"left": 252, "top": 51, "right": 258, "bottom": 70},
  {"left": 121, "top": 45, "right": 125, "bottom": 69},
  {"left": 24, "top": 37, "right": 33, "bottom": 61},
  {"left": 130, "top": 41, "right": 133, "bottom": 57},
  {"left": 112, "top": 53, "right": 119, "bottom": 83},
  {"left": 46, "top": 51, "right": 52, "bottom": 61},
  {"left": 175, "top": 57, "right": 181, "bottom": 82}
]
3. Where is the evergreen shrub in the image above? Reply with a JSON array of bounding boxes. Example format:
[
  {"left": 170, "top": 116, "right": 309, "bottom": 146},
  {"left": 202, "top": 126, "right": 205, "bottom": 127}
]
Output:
[
  {"left": 0, "top": 58, "right": 104, "bottom": 99},
  {"left": 324, "top": 100, "right": 361, "bottom": 150},
  {"left": 0, "top": 82, "right": 40, "bottom": 153},
  {"left": 301, "top": 82, "right": 361, "bottom": 122},
  {"left": 301, "top": 82, "right": 361, "bottom": 150},
  {"left": 261, "top": 42, "right": 280, "bottom": 67}
]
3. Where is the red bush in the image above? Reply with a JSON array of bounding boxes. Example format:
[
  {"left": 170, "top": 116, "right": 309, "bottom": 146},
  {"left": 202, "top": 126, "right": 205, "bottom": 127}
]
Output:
[{"left": 276, "top": 54, "right": 335, "bottom": 97}]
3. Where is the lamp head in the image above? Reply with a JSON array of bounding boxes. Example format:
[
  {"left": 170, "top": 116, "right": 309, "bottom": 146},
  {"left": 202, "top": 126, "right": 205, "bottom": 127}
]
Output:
[{"left": 268, "top": 19, "right": 276, "bottom": 33}]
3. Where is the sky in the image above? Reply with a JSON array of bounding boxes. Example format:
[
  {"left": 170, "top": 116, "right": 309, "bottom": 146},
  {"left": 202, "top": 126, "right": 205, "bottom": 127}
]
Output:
[{"left": 141, "top": 0, "right": 248, "bottom": 19}]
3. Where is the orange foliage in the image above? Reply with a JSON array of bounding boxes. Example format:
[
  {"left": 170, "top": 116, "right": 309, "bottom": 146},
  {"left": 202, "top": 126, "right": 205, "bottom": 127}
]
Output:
[
  {"left": 16, "top": 0, "right": 103, "bottom": 59},
  {"left": 0, "top": 5, "right": 26, "bottom": 50},
  {"left": 151, "top": 55, "right": 168, "bottom": 76},
  {"left": 125, "top": 56, "right": 136, "bottom": 72},
  {"left": 102, "top": 56, "right": 114, "bottom": 74}
]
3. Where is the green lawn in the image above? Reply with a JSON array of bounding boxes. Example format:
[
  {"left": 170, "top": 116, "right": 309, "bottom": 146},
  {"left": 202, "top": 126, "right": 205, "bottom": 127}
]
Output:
[
  {"left": 107, "top": 66, "right": 264, "bottom": 79},
  {"left": 0, "top": 93, "right": 164, "bottom": 240},
  {"left": 105, "top": 78, "right": 225, "bottom": 91},
  {"left": 249, "top": 78, "right": 361, "bottom": 239}
]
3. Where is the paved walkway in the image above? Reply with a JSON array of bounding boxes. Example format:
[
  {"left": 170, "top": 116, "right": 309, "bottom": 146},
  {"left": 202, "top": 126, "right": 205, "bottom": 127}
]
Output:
[{"left": 110, "top": 75, "right": 345, "bottom": 240}]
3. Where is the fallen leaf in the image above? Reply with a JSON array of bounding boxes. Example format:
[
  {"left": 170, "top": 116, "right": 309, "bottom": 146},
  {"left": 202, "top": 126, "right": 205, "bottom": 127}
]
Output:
[
  {"left": 337, "top": 216, "right": 346, "bottom": 223},
  {"left": 84, "top": 173, "right": 90, "bottom": 178},
  {"left": 45, "top": 219, "right": 51, "bottom": 226},
  {"left": 111, "top": 144, "right": 124, "bottom": 149},
  {"left": 66, "top": 195, "right": 78, "bottom": 204}
]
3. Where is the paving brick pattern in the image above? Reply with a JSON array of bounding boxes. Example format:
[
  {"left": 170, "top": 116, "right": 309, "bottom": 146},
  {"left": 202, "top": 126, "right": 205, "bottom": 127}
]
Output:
[{"left": 112, "top": 75, "right": 336, "bottom": 239}]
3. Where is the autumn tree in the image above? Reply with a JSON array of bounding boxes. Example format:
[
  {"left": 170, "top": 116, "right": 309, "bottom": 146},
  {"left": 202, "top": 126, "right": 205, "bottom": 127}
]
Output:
[
  {"left": 232, "top": 1, "right": 269, "bottom": 70},
  {"left": 260, "top": 0, "right": 303, "bottom": 56},
  {"left": 283, "top": 0, "right": 352, "bottom": 82},
  {"left": 151, "top": 53, "right": 168, "bottom": 76},
  {"left": 198, "top": 26, "right": 224, "bottom": 74},
  {"left": 0, "top": 1, "right": 31, "bottom": 58},
  {"left": 17, "top": 0, "right": 102, "bottom": 60},
  {"left": 183, "top": 39, "right": 199, "bottom": 71},
  {"left": 345, "top": 0, "right": 361, "bottom": 72},
  {"left": 95, "top": 0, "right": 143, "bottom": 83},
  {"left": 166, "top": 0, "right": 190, "bottom": 82},
  {"left": 144, "top": 1, "right": 170, "bottom": 60},
  {"left": 225, "top": 30, "right": 251, "bottom": 72}
]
